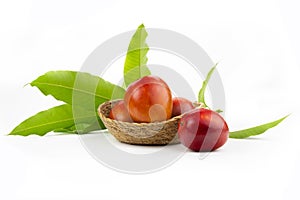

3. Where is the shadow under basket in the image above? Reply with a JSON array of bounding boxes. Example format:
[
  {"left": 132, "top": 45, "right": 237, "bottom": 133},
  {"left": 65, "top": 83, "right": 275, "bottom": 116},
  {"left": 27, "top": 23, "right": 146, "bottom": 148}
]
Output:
[{"left": 98, "top": 100, "right": 182, "bottom": 145}]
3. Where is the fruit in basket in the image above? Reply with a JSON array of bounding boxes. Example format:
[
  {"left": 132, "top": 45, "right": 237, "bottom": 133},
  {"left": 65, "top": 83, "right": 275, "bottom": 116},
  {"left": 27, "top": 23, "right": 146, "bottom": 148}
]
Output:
[
  {"left": 178, "top": 108, "right": 229, "bottom": 152},
  {"left": 109, "top": 100, "right": 132, "bottom": 122},
  {"left": 172, "top": 97, "right": 195, "bottom": 117},
  {"left": 124, "top": 75, "right": 173, "bottom": 123}
]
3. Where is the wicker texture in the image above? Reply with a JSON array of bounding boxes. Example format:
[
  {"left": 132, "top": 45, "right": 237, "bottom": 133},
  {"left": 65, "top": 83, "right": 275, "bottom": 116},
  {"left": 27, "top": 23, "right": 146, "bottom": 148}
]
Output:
[{"left": 98, "top": 100, "right": 182, "bottom": 145}]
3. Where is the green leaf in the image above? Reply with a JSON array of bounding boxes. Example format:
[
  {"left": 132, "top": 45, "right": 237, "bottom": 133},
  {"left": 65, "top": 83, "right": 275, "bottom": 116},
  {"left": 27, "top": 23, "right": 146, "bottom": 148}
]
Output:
[
  {"left": 198, "top": 63, "right": 218, "bottom": 107},
  {"left": 54, "top": 123, "right": 92, "bottom": 133},
  {"left": 31, "top": 71, "right": 125, "bottom": 111},
  {"left": 229, "top": 115, "right": 289, "bottom": 139},
  {"left": 53, "top": 125, "right": 79, "bottom": 133},
  {"left": 54, "top": 116, "right": 105, "bottom": 134},
  {"left": 80, "top": 119, "right": 105, "bottom": 133},
  {"left": 215, "top": 109, "right": 223, "bottom": 113},
  {"left": 124, "top": 24, "right": 151, "bottom": 87},
  {"left": 9, "top": 104, "right": 97, "bottom": 136}
]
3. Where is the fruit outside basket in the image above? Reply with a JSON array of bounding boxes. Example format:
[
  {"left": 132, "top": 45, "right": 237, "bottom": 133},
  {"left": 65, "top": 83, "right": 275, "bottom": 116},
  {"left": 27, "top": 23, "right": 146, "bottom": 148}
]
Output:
[{"left": 98, "top": 99, "right": 201, "bottom": 145}]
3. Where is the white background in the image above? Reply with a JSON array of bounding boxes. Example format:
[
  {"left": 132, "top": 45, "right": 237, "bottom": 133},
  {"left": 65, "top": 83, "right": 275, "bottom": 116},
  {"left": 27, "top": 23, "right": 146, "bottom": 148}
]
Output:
[{"left": 1, "top": 0, "right": 300, "bottom": 199}]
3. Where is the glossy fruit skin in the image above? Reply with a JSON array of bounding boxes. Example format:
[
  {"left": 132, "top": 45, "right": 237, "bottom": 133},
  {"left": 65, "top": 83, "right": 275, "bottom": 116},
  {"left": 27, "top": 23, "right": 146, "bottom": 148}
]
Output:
[
  {"left": 109, "top": 100, "right": 132, "bottom": 122},
  {"left": 178, "top": 108, "right": 229, "bottom": 152},
  {"left": 172, "top": 97, "right": 195, "bottom": 117},
  {"left": 124, "top": 75, "right": 173, "bottom": 123}
]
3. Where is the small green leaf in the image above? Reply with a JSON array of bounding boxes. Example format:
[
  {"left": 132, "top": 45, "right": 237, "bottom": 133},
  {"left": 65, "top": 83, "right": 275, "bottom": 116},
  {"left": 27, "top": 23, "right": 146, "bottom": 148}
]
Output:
[
  {"left": 31, "top": 71, "right": 125, "bottom": 111},
  {"left": 229, "top": 115, "right": 289, "bottom": 139},
  {"left": 198, "top": 63, "right": 218, "bottom": 107},
  {"left": 124, "top": 24, "right": 151, "bottom": 87},
  {"left": 215, "top": 109, "right": 223, "bottom": 113},
  {"left": 9, "top": 104, "right": 97, "bottom": 136}
]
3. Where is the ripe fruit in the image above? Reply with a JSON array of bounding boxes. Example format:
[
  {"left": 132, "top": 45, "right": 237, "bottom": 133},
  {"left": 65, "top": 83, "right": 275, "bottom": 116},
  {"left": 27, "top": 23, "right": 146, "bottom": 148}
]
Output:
[
  {"left": 172, "top": 97, "right": 195, "bottom": 117},
  {"left": 178, "top": 108, "right": 229, "bottom": 152},
  {"left": 109, "top": 100, "right": 132, "bottom": 122},
  {"left": 124, "top": 75, "right": 173, "bottom": 123}
]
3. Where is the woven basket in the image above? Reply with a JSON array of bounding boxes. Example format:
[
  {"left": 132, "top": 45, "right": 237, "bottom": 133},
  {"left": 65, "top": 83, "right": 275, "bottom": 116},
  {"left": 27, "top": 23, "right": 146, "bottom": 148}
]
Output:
[{"left": 98, "top": 100, "right": 186, "bottom": 145}]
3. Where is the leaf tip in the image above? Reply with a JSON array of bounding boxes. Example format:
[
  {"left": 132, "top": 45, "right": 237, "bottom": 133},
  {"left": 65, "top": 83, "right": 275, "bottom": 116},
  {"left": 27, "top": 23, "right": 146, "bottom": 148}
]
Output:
[
  {"left": 23, "top": 83, "right": 31, "bottom": 88},
  {"left": 7, "top": 130, "right": 18, "bottom": 136},
  {"left": 138, "top": 23, "right": 145, "bottom": 28},
  {"left": 212, "top": 62, "right": 219, "bottom": 70},
  {"left": 281, "top": 114, "right": 291, "bottom": 121}
]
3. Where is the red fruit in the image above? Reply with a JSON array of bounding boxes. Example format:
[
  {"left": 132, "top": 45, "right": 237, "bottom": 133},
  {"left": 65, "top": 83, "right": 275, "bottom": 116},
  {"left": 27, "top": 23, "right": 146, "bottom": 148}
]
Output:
[
  {"left": 124, "top": 75, "right": 173, "bottom": 123},
  {"left": 172, "top": 97, "right": 195, "bottom": 117},
  {"left": 178, "top": 108, "right": 229, "bottom": 152},
  {"left": 109, "top": 100, "right": 132, "bottom": 122}
]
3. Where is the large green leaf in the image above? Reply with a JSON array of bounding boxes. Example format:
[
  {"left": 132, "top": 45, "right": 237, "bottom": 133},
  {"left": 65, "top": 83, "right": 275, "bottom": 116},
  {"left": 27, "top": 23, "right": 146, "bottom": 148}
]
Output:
[
  {"left": 53, "top": 125, "right": 82, "bottom": 134},
  {"left": 198, "top": 63, "right": 218, "bottom": 108},
  {"left": 54, "top": 116, "right": 105, "bottom": 134},
  {"left": 124, "top": 24, "right": 151, "bottom": 87},
  {"left": 229, "top": 115, "right": 289, "bottom": 139},
  {"left": 9, "top": 104, "right": 97, "bottom": 136},
  {"left": 79, "top": 119, "right": 105, "bottom": 133},
  {"left": 31, "top": 71, "right": 125, "bottom": 111}
]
